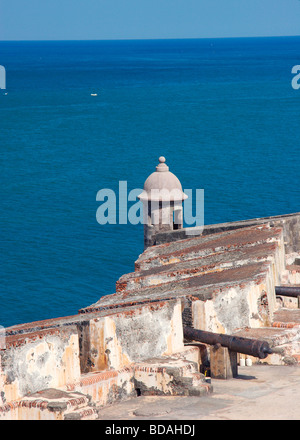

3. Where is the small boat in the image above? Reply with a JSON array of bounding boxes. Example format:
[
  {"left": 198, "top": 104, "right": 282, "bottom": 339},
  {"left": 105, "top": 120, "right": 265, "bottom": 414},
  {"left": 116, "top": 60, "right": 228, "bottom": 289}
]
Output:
[{"left": 91, "top": 93, "right": 98, "bottom": 96}]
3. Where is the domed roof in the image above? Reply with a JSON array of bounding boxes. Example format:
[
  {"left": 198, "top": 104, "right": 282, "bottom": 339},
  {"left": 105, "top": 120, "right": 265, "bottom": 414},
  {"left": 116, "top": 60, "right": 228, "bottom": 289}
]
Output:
[{"left": 138, "top": 156, "right": 188, "bottom": 202}]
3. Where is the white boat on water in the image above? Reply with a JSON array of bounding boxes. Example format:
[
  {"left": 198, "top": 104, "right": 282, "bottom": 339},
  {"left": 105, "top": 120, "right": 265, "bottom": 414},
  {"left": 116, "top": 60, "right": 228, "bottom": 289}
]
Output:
[{"left": 91, "top": 93, "right": 97, "bottom": 96}]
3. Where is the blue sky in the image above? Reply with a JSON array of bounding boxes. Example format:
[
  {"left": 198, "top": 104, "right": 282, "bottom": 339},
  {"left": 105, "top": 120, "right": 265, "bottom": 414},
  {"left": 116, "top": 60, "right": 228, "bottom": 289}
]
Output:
[{"left": 0, "top": 0, "right": 300, "bottom": 41}]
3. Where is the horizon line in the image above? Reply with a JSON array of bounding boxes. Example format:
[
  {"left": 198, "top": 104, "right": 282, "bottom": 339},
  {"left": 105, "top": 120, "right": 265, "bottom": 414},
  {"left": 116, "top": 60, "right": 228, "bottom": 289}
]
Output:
[{"left": 1, "top": 34, "right": 300, "bottom": 43}]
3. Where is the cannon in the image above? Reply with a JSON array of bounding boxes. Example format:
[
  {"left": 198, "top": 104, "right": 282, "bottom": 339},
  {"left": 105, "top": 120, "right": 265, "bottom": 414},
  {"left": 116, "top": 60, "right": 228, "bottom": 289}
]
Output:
[
  {"left": 183, "top": 326, "right": 273, "bottom": 359},
  {"left": 275, "top": 286, "right": 300, "bottom": 298}
]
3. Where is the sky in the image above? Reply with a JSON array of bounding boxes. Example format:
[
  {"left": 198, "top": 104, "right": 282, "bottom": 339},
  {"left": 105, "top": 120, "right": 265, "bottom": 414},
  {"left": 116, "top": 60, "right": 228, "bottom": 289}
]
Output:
[{"left": 0, "top": 0, "right": 300, "bottom": 41}]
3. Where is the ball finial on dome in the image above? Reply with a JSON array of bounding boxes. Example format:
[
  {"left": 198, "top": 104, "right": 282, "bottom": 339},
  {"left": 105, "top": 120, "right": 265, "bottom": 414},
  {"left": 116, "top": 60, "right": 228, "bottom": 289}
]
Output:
[{"left": 156, "top": 156, "right": 169, "bottom": 172}]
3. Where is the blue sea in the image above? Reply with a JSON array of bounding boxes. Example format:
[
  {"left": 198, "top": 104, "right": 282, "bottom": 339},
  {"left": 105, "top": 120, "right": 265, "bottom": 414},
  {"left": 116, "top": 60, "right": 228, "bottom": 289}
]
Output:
[{"left": 0, "top": 37, "right": 300, "bottom": 328}]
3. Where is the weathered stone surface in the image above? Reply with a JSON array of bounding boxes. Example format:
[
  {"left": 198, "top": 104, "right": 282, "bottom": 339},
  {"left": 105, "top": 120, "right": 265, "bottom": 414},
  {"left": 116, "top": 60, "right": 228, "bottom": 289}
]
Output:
[
  {"left": 0, "top": 328, "right": 81, "bottom": 404},
  {"left": 137, "top": 224, "right": 283, "bottom": 270},
  {"left": 210, "top": 346, "right": 238, "bottom": 379},
  {"left": 154, "top": 211, "right": 300, "bottom": 254},
  {"left": 1, "top": 213, "right": 300, "bottom": 419}
]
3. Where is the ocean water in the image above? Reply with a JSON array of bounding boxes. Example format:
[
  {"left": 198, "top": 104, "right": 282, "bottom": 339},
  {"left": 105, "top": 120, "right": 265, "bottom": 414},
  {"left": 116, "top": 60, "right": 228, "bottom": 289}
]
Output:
[{"left": 0, "top": 37, "right": 299, "bottom": 328}]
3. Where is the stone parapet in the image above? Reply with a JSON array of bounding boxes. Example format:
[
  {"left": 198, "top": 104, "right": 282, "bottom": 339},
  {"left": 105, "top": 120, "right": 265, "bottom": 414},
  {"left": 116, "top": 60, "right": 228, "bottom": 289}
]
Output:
[
  {"left": 153, "top": 211, "right": 300, "bottom": 255},
  {"left": 0, "top": 298, "right": 184, "bottom": 416}
]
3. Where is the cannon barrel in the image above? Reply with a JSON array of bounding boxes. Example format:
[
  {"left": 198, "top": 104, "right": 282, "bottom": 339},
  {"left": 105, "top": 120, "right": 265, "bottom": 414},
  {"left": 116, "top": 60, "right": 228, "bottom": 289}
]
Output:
[
  {"left": 275, "top": 286, "right": 300, "bottom": 298},
  {"left": 183, "top": 327, "right": 273, "bottom": 359}
]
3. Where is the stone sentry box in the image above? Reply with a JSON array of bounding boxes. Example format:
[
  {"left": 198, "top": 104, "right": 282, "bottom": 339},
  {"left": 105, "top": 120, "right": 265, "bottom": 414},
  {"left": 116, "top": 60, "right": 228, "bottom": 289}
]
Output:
[{"left": 138, "top": 156, "right": 188, "bottom": 249}]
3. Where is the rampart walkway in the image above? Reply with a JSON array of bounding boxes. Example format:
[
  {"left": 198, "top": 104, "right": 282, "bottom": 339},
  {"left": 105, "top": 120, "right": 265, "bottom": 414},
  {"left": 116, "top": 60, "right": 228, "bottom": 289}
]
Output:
[{"left": 97, "top": 364, "right": 300, "bottom": 420}]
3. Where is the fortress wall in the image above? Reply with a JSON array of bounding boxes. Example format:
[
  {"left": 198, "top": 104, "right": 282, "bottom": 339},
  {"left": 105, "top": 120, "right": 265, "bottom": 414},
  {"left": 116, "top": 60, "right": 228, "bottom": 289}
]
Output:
[
  {"left": 154, "top": 212, "right": 300, "bottom": 255},
  {"left": 136, "top": 225, "right": 285, "bottom": 272},
  {"left": 1, "top": 214, "right": 298, "bottom": 418},
  {"left": 0, "top": 326, "right": 81, "bottom": 404},
  {"left": 191, "top": 265, "right": 275, "bottom": 334},
  {"left": 90, "top": 226, "right": 287, "bottom": 338},
  {"left": 84, "top": 299, "right": 184, "bottom": 372},
  {"left": 119, "top": 241, "right": 285, "bottom": 293},
  {"left": 128, "top": 225, "right": 286, "bottom": 334},
  {"left": 0, "top": 298, "right": 183, "bottom": 411}
]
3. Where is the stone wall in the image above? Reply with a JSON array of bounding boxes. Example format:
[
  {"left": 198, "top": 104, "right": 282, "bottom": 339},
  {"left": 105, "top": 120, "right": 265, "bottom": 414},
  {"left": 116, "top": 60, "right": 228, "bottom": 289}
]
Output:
[
  {"left": 0, "top": 327, "right": 81, "bottom": 405},
  {"left": 80, "top": 300, "right": 184, "bottom": 373},
  {"left": 1, "top": 213, "right": 300, "bottom": 419},
  {"left": 0, "top": 299, "right": 185, "bottom": 418},
  {"left": 154, "top": 212, "right": 300, "bottom": 255}
]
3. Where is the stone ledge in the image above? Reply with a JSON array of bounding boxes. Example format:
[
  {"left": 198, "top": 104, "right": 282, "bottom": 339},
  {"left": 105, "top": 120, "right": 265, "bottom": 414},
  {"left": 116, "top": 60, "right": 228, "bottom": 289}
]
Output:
[
  {"left": 153, "top": 211, "right": 300, "bottom": 254},
  {"left": 88, "top": 262, "right": 271, "bottom": 311},
  {"left": 64, "top": 407, "right": 98, "bottom": 420},
  {"left": 136, "top": 225, "right": 283, "bottom": 270},
  {"left": 66, "top": 367, "right": 133, "bottom": 391},
  {"left": 0, "top": 389, "right": 92, "bottom": 420},
  {"left": 117, "top": 242, "right": 280, "bottom": 292}
]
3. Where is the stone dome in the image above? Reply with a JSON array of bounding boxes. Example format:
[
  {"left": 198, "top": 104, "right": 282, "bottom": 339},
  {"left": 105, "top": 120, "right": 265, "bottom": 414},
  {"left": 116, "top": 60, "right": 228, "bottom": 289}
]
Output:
[{"left": 138, "top": 156, "right": 188, "bottom": 202}]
